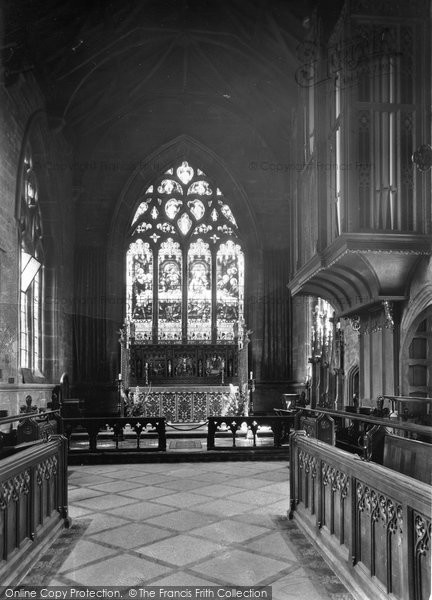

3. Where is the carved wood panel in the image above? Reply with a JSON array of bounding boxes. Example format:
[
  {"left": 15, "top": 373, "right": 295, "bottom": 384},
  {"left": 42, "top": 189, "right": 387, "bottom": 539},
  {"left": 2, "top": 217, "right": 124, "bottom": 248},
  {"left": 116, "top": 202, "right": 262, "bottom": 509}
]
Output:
[
  {"left": 290, "top": 433, "right": 431, "bottom": 600},
  {"left": 129, "top": 343, "right": 238, "bottom": 385}
]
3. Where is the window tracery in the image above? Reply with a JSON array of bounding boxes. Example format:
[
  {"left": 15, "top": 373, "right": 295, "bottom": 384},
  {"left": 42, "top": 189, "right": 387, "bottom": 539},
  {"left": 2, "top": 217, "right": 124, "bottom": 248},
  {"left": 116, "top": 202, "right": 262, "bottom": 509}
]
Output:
[
  {"left": 126, "top": 160, "right": 244, "bottom": 344},
  {"left": 19, "top": 146, "right": 44, "bottom": 373}
]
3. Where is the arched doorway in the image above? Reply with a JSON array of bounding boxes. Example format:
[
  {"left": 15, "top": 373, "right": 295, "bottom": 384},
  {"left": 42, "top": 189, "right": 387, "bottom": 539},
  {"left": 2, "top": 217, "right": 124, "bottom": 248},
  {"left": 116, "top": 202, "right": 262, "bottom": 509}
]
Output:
[
  {"left": 401, "top": 306, "right": 432, "bottom": 398},
  {"left": 347, "top": 365, "right": 359, "bottom": 406}
]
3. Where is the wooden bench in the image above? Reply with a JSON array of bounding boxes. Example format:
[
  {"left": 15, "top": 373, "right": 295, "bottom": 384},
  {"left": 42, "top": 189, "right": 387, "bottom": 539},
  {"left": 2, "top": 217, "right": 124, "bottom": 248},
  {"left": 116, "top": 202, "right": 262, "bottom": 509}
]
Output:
[
  {"left": 295, "top": 411, "right": 336, "bottom": 445},
  {"left": 383, "top": 434, "right": 431, "bottom": 485},
  {"left": 0, "top": 436, "right": 69, "bottom": 585},
  {"left": 289, "top": 431, "right": 431, "bottom": 600}
]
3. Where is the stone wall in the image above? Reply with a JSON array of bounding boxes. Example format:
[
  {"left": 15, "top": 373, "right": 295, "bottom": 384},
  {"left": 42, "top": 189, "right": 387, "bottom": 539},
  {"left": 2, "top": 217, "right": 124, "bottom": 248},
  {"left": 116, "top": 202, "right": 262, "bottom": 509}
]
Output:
[
  {"left": 0, "top": 383, "right": 53, "bottom": 421},
  {"left": 290, "top": 296, "right": 312, "bottom": 387},
  {"left": 341, "top": 320, "right": 360, "bottom": 403},
  {"left": 0, "top": 73, "right": 74, "bottom": 415}
]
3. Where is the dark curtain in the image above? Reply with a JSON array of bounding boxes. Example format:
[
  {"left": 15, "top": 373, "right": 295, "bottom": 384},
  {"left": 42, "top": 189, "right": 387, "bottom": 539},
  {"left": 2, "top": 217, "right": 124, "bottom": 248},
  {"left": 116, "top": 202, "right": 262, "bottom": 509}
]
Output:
[
  {"left": 260, "top": 250, "right": 291, "bottom": 381},
  {"left": 72, "top": 247, "right": 108, "bottom": 382}
]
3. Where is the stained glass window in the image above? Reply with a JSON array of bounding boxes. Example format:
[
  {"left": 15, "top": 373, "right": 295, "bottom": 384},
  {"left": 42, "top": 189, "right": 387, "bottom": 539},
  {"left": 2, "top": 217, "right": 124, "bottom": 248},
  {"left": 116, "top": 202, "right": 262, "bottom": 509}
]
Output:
[
  {"left": 126, "top": 239, "right": 153, "bottom": 342},
  {"left": 177, "top": 212, "right": 193, "bottom": 235},
  {"left": 125, "top": 160, "right": 244, "bottom": 344},
  {"left": 187, "top": 240, "right": 212, "bottom": 342},
  {"left": 132, "top": 201, "right": 149, "bottom": 224},
  {"left": 188, "top": 199, "right": 205, "bottom": 220},
  {"left": 216, "top": 241, "right": 244, "bottom": 342},
  {"left": 158, "top": 239, "right": 182, "bottom": 341},
  {"left": 165, "top": 198, "right": 182, "bottom": 219},
  {"left": 19, "top": 146, "right": 44, "bottom": 372}
]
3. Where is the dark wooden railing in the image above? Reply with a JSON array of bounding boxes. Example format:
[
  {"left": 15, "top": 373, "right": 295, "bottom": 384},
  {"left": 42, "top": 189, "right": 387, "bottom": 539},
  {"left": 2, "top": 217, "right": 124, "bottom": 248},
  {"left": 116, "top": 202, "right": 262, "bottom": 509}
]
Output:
[
  {"left": 0, "top": 409, "right": 60, "bottom": 428},
  {"left": 0, "top": 434, "right": 69, "bottom": 585},
  {"left": 320, "top": 407, "right": 432, "bottom": 436},
  {"left": 62, "top": 417, "right": 167, "bottom": 452},
  {"left": 380, "top": 395, "right": 432, "bottom": 426},
  {"left": 0, "top": 410, "right": 61, "bottom": 459},
  {"left": 289, "top": 431, "right": 431, "bottom": 600},
  {"left": 207, "top": 415, "right": 295, "bottom": 450},
  {"left": 294, "top": 407, "right": 432, "bottom": 459},
  {"left": 61, "top": 414, "right": 296, "bottom": 453}
]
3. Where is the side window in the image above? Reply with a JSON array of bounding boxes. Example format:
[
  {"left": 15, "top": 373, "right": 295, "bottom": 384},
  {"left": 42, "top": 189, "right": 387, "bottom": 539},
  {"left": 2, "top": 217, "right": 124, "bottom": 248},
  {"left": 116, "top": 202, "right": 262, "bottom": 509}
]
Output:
[{"left": 19, "top": 146, "right": 44, "bottom": 376}]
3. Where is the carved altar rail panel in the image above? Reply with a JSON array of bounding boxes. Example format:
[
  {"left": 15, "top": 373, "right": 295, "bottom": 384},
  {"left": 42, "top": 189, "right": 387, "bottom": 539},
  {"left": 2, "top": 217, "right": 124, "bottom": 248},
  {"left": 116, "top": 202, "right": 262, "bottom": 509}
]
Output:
[
  {"left": 206, "top": 416, "right": 294, "bottom": 450},
  {"left": 356, "top": 481, "right": 404, "bottom": 596},
  {"left": 298, "top": 449, "right": 318, "bottom": 514},
  {"left": 290, "top": 432, "right": 431, "bottom": 600},
  {"left": 63, "top": 417, "right": 167, "bottom": 452},
  {"left": 321, "top": 463, "right": 350, "bottom": 544},
  {"left": 0, "top": 436, "right": 68, "bottom": 585},
  {"left": 63, "top": 416, "right": 295, "bottom": 454},
  {"left": 414, "top": 512, "right": 431, "bottom": 600}
]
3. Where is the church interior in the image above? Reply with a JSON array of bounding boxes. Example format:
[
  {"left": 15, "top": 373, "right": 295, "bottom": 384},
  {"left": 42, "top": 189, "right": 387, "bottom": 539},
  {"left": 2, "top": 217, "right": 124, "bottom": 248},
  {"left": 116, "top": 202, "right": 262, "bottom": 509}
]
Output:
[{"left": 0, "top": 0, "right": 431, "bottom": 597}]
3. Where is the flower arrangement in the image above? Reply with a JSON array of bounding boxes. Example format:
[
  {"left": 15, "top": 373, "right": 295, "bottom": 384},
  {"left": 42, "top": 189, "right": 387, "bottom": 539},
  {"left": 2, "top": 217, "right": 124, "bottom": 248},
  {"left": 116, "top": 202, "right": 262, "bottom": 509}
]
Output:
[
  {"left": 123, "top": 386, "right": 151, "bottom": 417},
  {"left": 221, "top": 384, "right": 247, "bottom": 416}
]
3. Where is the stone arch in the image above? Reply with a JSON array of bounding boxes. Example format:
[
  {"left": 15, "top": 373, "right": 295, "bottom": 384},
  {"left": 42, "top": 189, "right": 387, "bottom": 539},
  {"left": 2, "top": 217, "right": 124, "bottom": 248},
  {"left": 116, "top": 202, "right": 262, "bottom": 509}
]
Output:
[
  {"left": 15, "top": 110, "right": 70, "bottom": 380},
  {"left": 399, "top": 293, "right": 432, "bottom": 397},
  {"left": 346, "top": 364, "right": 360, "bottom": 406},
  {"left": 105, "top": 135, "right": 261, "bottom": 371},
  {"left": 400, "top": 284, "right": 432, "bottom": 343},
  {"left": 15, "top": 111, "right": 67, "bottom": 263},
  {"left": 108, "top": 134, "right": 259, "bottom": 254}
]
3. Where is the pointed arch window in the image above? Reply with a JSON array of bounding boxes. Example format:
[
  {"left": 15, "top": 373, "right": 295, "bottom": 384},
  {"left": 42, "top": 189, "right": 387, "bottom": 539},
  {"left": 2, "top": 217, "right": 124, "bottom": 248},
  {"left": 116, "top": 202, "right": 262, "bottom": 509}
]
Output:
[
  {"left": 125, "top": 161, "right": 244, "bottom": 344},
  {"left": 19, "top": 146, "right": 44, "bottom": 373}
]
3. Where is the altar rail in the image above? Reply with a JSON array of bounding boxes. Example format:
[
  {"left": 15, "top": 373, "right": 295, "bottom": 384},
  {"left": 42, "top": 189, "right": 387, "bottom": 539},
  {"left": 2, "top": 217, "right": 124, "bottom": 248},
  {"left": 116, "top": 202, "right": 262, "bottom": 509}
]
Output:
[
  {"left": 0, "top": 435, "right": 69, "bottom": 585},
  {"left": 61, "top": 415, "right": 296, "bottom": 454},
  {"left": 207, "top": 416, "right": 294, "bottom": 449},
  {"left": 62, "top": 417, "right": 167, "bottom": 452},
  {"left": 289, "top": 431, "right": 431, "bottom": 600}
]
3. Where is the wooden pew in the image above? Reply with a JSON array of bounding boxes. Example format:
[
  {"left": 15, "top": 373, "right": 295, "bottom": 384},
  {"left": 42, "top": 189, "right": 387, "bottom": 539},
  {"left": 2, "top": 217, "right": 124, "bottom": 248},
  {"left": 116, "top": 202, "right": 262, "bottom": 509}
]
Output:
[
  {"left": 289, "top": 431, "right": 431, "bottom": 600},
  {"left": 383, "top": 434, "right": 431, "bottom": 484},
  {"left": 0, "top": 436, "right": 69, "bottom": 585}
]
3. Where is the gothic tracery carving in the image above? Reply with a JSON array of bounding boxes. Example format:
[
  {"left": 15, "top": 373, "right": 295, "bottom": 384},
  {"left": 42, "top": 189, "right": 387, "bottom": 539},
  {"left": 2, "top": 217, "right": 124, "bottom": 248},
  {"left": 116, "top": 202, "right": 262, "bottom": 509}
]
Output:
[
  {"left": 415, "top": 514, "right": 431, "bottom": 556},
  {"left": 322, "top": 464, "right": 349, "bottom": 497},
  {"left": 126, "top": 161, "right": 244, "bottom": 347},
  {"left": 299, "top": 450, "right": 317, "bottom": 478},
  {"left": 357, "top": 482, "right": 403, "bottom": 532},
  {"left": 36, "top": 457, "right": 58, "bottom": 486},
  {"left": 0, "top": 470, "right": 31, "bottom": 510}
]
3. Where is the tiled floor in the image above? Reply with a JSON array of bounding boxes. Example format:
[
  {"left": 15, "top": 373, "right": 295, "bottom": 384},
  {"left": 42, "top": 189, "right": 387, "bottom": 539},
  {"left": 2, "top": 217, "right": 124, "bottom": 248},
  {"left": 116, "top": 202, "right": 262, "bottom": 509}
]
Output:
[{"left": 22, "top": 461, "right": 355, "bottom": 599}]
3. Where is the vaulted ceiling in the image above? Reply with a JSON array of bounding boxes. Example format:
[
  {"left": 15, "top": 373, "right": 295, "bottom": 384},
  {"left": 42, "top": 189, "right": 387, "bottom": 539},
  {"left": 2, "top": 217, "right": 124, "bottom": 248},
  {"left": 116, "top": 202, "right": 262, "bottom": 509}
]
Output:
[
  {"left": 5, "top": 0, "right": 305, "bottom": 130},
  {"left": 3, "top": 0, "right": 342, "bottom": 249}
]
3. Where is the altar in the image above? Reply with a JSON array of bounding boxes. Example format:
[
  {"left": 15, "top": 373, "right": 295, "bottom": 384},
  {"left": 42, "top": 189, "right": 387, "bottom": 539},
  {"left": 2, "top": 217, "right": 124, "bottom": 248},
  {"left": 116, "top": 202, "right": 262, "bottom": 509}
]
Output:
[
  {"left": 119, "top": 320, "right": 251, "bottom": 423},
  {"left": 126, "top": 385, "right": 245, "bottom": 422}
]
